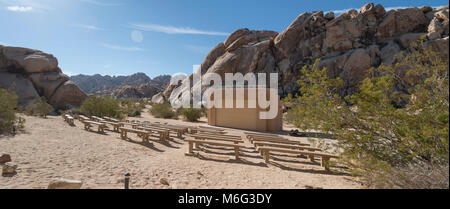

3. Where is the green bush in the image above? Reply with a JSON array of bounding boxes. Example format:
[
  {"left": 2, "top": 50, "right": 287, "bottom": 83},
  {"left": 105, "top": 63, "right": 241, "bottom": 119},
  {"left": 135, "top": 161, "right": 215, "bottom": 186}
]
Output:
[
  {"left": 284, "top": 48, "right": 449, "bottom": 188},
  {"left": 119, "top": 98, "right": 145, "bottom": 117},
  {"left": 149, "top": 102, "right": 176, "bottom": 119},
  {"left": 25, "top": 97, "right": 53, "bottom": 118},
  {"left": 179, "top": 107, "right": 203, "bottom": 122},
  {"left": 80, "top": 95, "right": 124, "bottom": 119},
  {"left": 0, "top": 89, "right": 19, "bottom": 134}
]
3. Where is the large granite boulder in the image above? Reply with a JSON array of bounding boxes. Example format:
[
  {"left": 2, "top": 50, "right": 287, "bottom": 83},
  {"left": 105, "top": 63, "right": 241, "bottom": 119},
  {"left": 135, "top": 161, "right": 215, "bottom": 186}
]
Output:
[
  {"left": 0, "top": 72, "right": 40, "bottom": 106},
  {"left": 1, "top": 47, "right": 58, "bottom": 73},
  {"left": 49, "top": 81, "right": 87, "bottom": 108},
  {"left": 0, "top": 46, "right": 87, "bottom": 108}
]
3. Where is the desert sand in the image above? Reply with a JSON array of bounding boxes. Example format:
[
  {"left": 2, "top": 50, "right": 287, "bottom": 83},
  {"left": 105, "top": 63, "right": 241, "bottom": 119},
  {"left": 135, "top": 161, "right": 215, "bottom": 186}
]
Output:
[{"left": 0, "top": 109, "right": 362, "bottom": 189}]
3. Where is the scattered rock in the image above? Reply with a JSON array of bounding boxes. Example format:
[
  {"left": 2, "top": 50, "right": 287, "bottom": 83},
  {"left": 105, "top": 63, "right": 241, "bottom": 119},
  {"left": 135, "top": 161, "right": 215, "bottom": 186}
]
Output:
[
  {"left": 160, "top": 178, "right": 170, "bottom": 186},
  {"left": 0, "top": 154, "right": 12, "bottom": 164},
  {"left": 2, "top": 162, "right": 18, "bottom": 176},
  {"left": 47, "top": 179, "right": 83, "bottom": 189}
]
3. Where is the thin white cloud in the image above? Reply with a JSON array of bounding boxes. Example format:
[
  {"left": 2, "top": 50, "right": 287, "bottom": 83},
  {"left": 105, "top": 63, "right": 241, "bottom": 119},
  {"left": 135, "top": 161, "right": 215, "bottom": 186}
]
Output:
[
  {"left": 103, "top": 64, "right": 112, "bottom": 69},
  {"left": 131, "top": 23, "right": 230, "bottom": 36},
  {"left": 0, "top": 41, "right": 7, "bottom": 46},
  {"left": 79, "top": 0, "right": 122, "bottom": 6},
  {"left": 101, "top": 43, "right": 144, "bottom": 52},
  {"left": 73, "top": 24, "right": 104, "bottom": 31},
  {"left": 6, "top": 6, "right": 32, "bottom": 12}
]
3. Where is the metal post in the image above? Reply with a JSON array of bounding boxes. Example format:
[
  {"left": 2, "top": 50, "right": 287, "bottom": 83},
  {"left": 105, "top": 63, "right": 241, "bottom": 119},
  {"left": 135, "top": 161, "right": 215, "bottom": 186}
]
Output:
[{"left": 124, "top": 173, "right": 131, "bottom": 189}]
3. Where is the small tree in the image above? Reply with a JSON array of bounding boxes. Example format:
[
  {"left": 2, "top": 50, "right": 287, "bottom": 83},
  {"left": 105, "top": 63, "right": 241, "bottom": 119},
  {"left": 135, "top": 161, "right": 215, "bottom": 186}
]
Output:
[
  {"left": 284, "top": 48, "right": 449, "bottom": 188},
  {"left": 25, "top": 97, "right": 53, "bottom": 118},
  {"left": 149, "top": 102, "right": 176, "bottom": 119},
  {"left": 0, "top": 89, "right": 19, "bottom": 134},
  {"left": 179, "top": 107, "right": 203, "bottom": 122}
]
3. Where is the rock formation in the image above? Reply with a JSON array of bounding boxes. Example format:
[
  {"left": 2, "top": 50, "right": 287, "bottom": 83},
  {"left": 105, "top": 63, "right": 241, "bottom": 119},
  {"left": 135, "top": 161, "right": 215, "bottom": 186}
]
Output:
[
  {"left": 0, "top": 46, "right": 87, "bottom": 108},
  {"left": 71, "top": 73, "right": 171, "bottom": 99},
  {"left": 161, "top": 3, "right": 449, "bottom": 104}
]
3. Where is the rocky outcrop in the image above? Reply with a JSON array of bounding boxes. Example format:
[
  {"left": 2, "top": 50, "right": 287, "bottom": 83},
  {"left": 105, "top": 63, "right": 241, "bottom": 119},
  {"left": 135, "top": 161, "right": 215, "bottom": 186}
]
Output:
[
  {"left": 0, "top": 46, "right": 87, "bottom": 108},
  {"left": 71, "top": 73, "right": 171, "bottom": 98},
  {"left": 161, "top": 3, "right": 449, "bottom": 103}
]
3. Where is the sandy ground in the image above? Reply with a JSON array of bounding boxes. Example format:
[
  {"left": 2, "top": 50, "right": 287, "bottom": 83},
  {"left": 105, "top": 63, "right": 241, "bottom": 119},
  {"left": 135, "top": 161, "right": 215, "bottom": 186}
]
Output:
[{"left": 0, "top": 109, "right": 362, "bottom": 189}]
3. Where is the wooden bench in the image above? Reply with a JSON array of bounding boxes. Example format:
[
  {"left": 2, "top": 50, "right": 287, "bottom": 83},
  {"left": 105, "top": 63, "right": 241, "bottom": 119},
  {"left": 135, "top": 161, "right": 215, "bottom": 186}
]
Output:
[
  {"left": 191, "top": 128, "right": 226, "bottom": 135},
  {"left": 257, "top": 147, "right": 338, "bottom": 171},
  {"left": 82, "top": 120, "right": 106, "bottom": 133},
  {"left": 103, "top": 121, "right": 123, "bottom": 132},
  {"left": 193, "top": 132, "right": 242, "bottom": 140},
  {"left": 186, "top": 134, "right": 243, "bottom": 147},
  {"left": 253, "top": 142, "right": 321, "bottom": 157},
  {"left": 198, "top": 126, "right": 225, "bottom": 131},
  {"left": 136, "top": 126, "right": 170, "bottom": 140},
  {"left": 65, "top": 115, "right": 75, "bottom": 126},
  {"left": 103, "top": 116, "right": 120, "bottom": 123},
  {"left": 79, "top": 115, "right": 90, "bottom": 122},
  {"left": 184, "top": 139, "right": 246, "bottom": 160},
  {"left": 247, "top": 135, "right": 310, "bottom": 146},
  {"left": 119, "top": 127, "right": 151, "bottom": 143}
]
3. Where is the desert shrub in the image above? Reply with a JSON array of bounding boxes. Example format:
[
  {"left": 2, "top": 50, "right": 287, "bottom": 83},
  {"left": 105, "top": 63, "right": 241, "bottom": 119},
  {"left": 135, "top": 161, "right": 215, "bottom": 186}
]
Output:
[
  {"left": 284, "top": 48, "right": 449, "bottom": 188},
  {"left": 0, "top": 89, "right": 19, "bottom": 134},
  {"left": 80, "top": 95, "right": 124, "bottom": 119},
  {"left": 119, "top": 99, "right": 145, "bottom": 117},
  {"left": 149, "top": 102, "right": 176, "bottom": 119},
  {"left": 25, "top": 97, "right": 53, "bottom": 118},
  {"left": 179, "top": 107, "right": 203, "bottom": 122}
]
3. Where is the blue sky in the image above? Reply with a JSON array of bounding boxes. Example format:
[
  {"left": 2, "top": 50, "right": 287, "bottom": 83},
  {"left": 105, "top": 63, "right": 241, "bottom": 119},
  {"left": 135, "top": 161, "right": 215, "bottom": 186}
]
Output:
[{"left": 0, "top": 0, "right": 447, "bottom": 78}]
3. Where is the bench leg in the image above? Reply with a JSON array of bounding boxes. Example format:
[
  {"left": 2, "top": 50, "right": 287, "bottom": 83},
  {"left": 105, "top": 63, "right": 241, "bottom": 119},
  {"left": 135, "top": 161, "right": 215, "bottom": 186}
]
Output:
[
  {"left": 321, "top": 157, "right": 330, "bottom": 171},
  {"left": 263, "top": 151, "right": 270, "bottom": 163},
  {"left": 188, "top": 142, "right": 193, "bottom": 154},
  {"left": 234, "top": 147, "right": 239, "bottom": 160},
  {"left": 194, "top": 142, "right": 200, "bottom": 149},
  {"left": 177, "top": 131, "right": 182, "bottom": 138},
  {"left": 309, "top": 154, "right": 316, "bottom": 163}
]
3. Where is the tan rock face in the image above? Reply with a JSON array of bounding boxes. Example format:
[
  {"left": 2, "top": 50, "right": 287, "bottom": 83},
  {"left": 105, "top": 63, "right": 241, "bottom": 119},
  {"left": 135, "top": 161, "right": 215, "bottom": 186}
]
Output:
[
  {"left": 0, "top": 46, "right": 87, "bottom": 109},
  {"left": 161, "top": 3, "right": 449, "bottom": 100},
  {"left": 50, "top": 81, "right": 87, "bottom": 108},
  {"left": 0, "top": 72, "right": 41, "bottom": 106},
  {"left": 1, "top": 47, "right": 58, "bottom": 73}
]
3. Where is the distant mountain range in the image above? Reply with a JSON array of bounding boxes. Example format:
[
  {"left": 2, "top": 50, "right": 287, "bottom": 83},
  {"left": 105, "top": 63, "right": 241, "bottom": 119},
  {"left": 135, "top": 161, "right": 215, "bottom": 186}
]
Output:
[{"left": 70, "top": 73, "right": 171, "bottom": 99}]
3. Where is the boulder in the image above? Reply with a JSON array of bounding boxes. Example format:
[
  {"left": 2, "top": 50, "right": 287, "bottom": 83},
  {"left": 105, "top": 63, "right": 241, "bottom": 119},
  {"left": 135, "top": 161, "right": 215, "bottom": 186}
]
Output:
[
  {"left": 0, "top": 154, "right": 11, "bottom": 164},
  {"left": 396, "top": 33, "right": 426, "bottom": 49},
  {"left": 376, "top": 7, "right": 428, "bottom": 41},
  {"left": 29, "top": 71, "right": 69, "bottom": 99},
  {"left": 380, "top": 41, "right": 401, "bottom": 65},
  {"left": 199, "top": 43, "right": 226, "bottom": 74},
  {"left": 0, "top": 72, "right": 40, "bottom": 106},
  {"left": 324, "top": 12, "right": 334, "bottom": 20},
  {"left": 2, "top": 162, "right": 17, "bottom": 176},
  {"left": 224, "top": 28, "right": 249, "bottom": 47},
  {"left": 151, "top": 92, "right": 165, "bottom": 104},
  {"left": 1, "top": 46, "right": 58, "bottom": 73},
  {"left": 340, "top": 49, "right": 371, "bottom": 94},
  {"left": 49, "top": 81, "right": 87, "bottom": 108},
  {"left": 159, "top": 178, "right": 169, "bottom": 186},
  {"left": 275, "top": 11, "right": 324, "bottom": 60},
  {"left": 48, "top": 179, "right": 82, "bottom": 189},
  {"left": 422, "top": 37, "right": 449, "bottom": 60}
]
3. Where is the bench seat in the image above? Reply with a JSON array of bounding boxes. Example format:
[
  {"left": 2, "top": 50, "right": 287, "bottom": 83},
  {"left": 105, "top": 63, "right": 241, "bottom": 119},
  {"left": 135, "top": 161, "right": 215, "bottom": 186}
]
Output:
[
  {"left": 184, "top": 139, "right": 246, "bottom": 160},
  {"left": 82, "top": 120, "right": 106, "bottom": 133},
  {"left": 257, "top": 147, "right": 338, "bottom": 171},
  {"left": 119, "top": 127, "right": 151, "bottom": 143}
]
